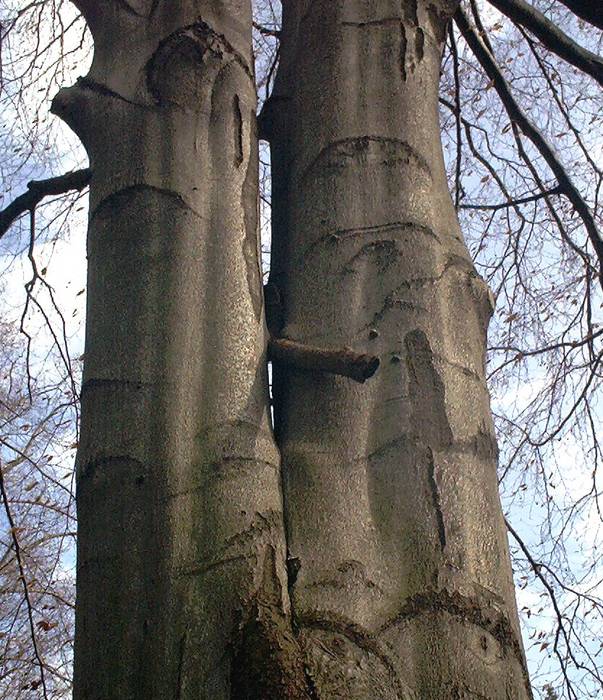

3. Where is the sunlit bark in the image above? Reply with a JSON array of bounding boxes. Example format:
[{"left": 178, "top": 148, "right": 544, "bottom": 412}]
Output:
[
  {"left": 54, "top": 2, "right": 306, "bottom": 697},
  {"left": 269, "top": 1, "right": 532, "bottom": 697}
]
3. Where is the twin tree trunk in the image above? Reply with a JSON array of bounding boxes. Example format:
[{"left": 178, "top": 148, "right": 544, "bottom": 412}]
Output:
[{"left": 54, "top": 1, "right": 532, "bottom": 698}]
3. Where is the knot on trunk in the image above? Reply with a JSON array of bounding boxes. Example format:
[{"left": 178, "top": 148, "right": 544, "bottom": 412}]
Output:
[{"left": 146, "top": 20, "right": 252, "bottom": 107}]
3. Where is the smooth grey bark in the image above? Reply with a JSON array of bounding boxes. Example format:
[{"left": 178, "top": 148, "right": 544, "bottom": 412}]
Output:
[
  {"left": 54, "top": 2, "right": 309, "bottom": 698},
  {"left": 54, "top": 0, "right": 533, "bottom": 697},
  {"left": 268, "top": 1, "right": 532, "bottom": 697}
]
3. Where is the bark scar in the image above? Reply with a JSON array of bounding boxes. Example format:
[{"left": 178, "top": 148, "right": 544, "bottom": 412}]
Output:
[
  {"left": 427, "top": 448, "right": 447, "bottom": 550},
  {"left": 234, "top": 94, "right": 244, "bottom": 166},
  {"left": 404, "top": 328, "right": 453, "bottom": 448}
]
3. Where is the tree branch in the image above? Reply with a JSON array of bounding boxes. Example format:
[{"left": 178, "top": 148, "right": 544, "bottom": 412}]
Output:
[
  {"left": 506, "top": 518, "right": 581, "bottom": 700},
  {"left": 455, "top": 8, "right": 603, "bottom": 289},
  {"left": 253, "top": 21, "right": 281, "bottom": 38},
  {"left": 459, "top": 185, "right": 563, "bottom": 210},
  {"left": 0, "top": 168, "right": 91, "bottom": 241},
  {"left": 487, "top": 0, "right": 603, "bottom": 86},
  {"left": 556, "top": 0, "right": 603, "bottom": 32},
  {"left": 268, "top": 338, "right": 380, "bottom": 383}
]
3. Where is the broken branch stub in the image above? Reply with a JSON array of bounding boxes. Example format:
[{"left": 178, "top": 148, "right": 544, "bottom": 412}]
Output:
[{"left": 268, "top": 337, "right": 380, "bottom": 383}]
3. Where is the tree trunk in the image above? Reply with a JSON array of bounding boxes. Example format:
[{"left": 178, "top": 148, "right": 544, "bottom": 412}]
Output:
[
  {"left": 268, "top": 1, "right": 532, "bottom": 697},
  {"left": 53, "top": 2, "right": 308, "bottom": 698},
  {"left": 55, "top": 0, "right": 533, "bottom": 697}
]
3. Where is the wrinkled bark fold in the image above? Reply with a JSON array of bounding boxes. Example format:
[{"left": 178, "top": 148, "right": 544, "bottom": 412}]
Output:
[{"left": 269, "top": 1, "right": 532, "bottom": 697}]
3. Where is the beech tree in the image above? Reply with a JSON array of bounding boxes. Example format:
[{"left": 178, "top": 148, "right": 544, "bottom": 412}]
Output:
[
  {"left": 49, "top": 0, "right": 533, "bottom": 695},
  {"left": 0, "top": 0, "right": 602, "bottom": 698}
]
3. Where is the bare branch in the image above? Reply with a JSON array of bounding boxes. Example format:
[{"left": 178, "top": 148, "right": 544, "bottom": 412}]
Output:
[
  {"left": 459, "top": 186, "right": 563, "bottom": 210},
  {"left": 448, "top": 25, "right": 464, "bottom": 209},
  {"left": 455, "top": 8, "right": 603, "bottom": 289},
  {"left": 253, "top": 21, "right": 280, "bottom": 38},
  {"left": 506, "top": 518, "right": 603, "bottom": 698},
  {"left": 556, "top": 0, "right": 603, "bottom": 32},
  {"left": 0, "top": 168, "right": 91, "bottom": 241},
  {"left": 487, "top": 0, "right": 603, "bottom": 86}
]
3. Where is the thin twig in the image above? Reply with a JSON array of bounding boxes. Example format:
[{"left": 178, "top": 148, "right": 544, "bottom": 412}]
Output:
[
  {"left": 448, "top": 24, "right": 463, "bottom": 209},
  {"left": 549, "top": 0, "right": 603, "bottom": 32},
  {"left": 0, "top": 457, "right": 49, "bottom": 700},
  {"left": 460, "top": 186, "right": 563, "bottom": 210},
  {"left": 253, "top": 20, "right": 280, "bottom": 38}
]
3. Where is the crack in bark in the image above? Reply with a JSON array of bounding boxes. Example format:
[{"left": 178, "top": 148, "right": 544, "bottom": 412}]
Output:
[
  {"left": 405, "top": 329, "right": 453, "bottom": 448},
  {"left": 177, "top": 512, "right": 282, "bottom": 579},
  {"left": 427, "top": 448, "right": 447, "bottom": 551},
  {"left": 403, "top": 0, "right": 419, "bottom": 26},
  {"left": 78, "top": 454, "right": 146, "bottom": 482},
  {"left": 113, "top": 0, "right": 145, "bottom": 17},
  {"left": 437, "top": 354, "right": 484, "bottom": 383},
  {"left": 342, "top": 240, "right": 404, "bottom": 275},
  {"left": 363, "top": 295, "right": 427, "bottom": 330},
  {"left": 401, "top": 22, "right": 427, "bottom": 80},
  {"left": 242, "top": 127, "right": 263, "bottom": 322},
  {"left": 207, "top": 456, "right": 280, "bottom": 480},
  {"left": 177, "top": 554, "right": 251, "bottom": 579},
  {"left": 303, "top": 560, "right": 385, "bottom": 595},
  {"left": 287, "top": 557, "right": 302, "bottom": 590},
  {"left": 426, "top": 3, "right": 449, "bottom": 44},
  {"left": 341, "top": 17, "right": 402, "bottom": 28},
  {"left": 230, "top": 547, "right": 314, "bottom": 699},
  {"left": 297, "top": 220, "right": 441, "bottom": 269},
  {"left": 81, "top": 377, "right": 155, "bottom": 394},
  {"left": 399, "top": 23, "right": 408, "bottom": 81},
  {"left": 74, "top": 76, "right": 146, "bottom": 108},
  {"left": 164, "top": 461, "right": 280, "bottom": 500},
  {"left": 360, "top": 254, "right": 475, "bottom": 331},
  {"left": 367, "top": 427, "right": 497, "bottom": 464},
  {"left": 223, "top": 511, "right": 282, "bottom": 551},
  {"left": 302, "top": 666, "right": 321, "bottom": 700},
  {"left": 328, "top": 221, "right": 439, "bottom": 244},
  {"left": 415, "top": 27, "right": 425, "bottom": 62},
  {"left": 233, "top": 94, "right": 244, "bottom": 166}
]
